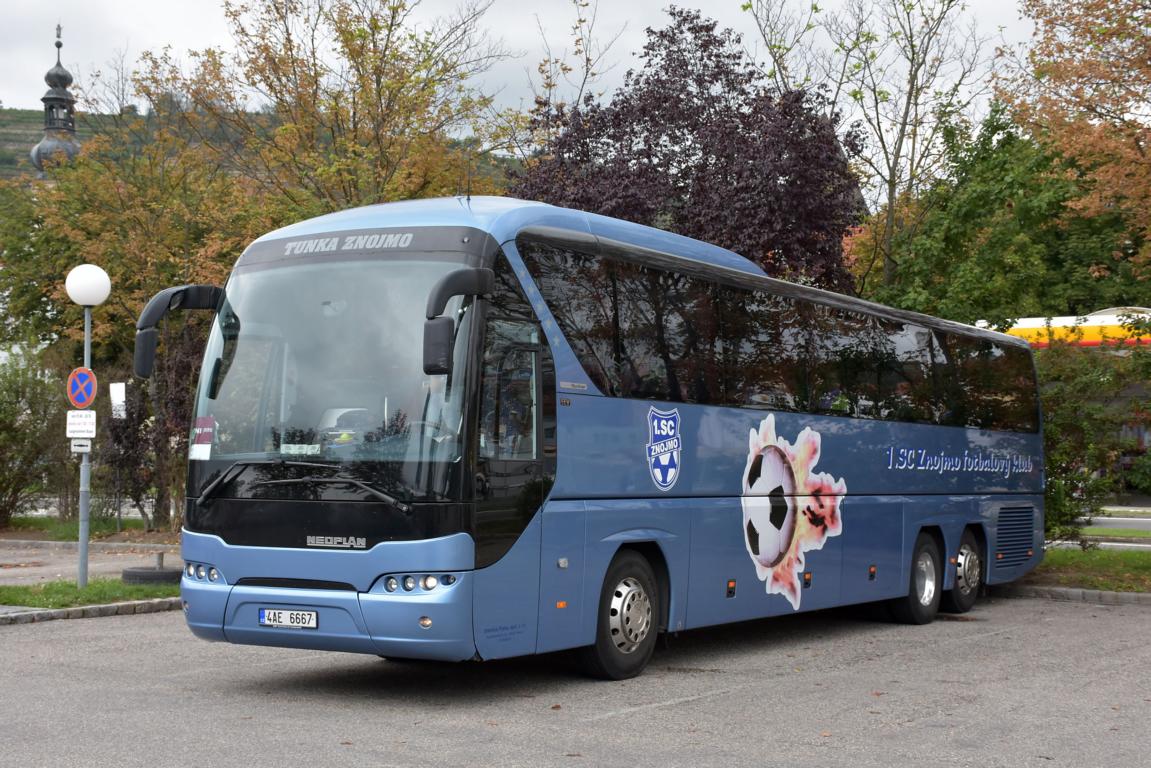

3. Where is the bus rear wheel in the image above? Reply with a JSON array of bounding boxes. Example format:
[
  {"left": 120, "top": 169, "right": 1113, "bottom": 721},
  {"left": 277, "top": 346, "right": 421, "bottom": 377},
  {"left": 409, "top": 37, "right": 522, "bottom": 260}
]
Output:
[
  {"left": 889, "top": 532, "right": 942, "bottom": 625},
  {"left": 577, "top": 550, "right": 659, "bottom": 680},
  {"left": 941, "top": 529, "right": 983, "bottom": 614}
]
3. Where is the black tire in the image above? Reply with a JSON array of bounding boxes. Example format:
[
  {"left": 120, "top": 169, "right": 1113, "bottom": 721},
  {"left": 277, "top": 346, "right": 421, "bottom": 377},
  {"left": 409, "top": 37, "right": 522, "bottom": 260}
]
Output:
[
  {"left": 941, "top": 529, "right": 983, "bottom": 614},
  {"left": 577, "top": 550, "right": 660, "bottom": 680},
  {"left": 889, "top": 532, "right": 942, "bottom": 625},
  {"left": 121, "top": 566, "right": 183, "bottom": 585}
]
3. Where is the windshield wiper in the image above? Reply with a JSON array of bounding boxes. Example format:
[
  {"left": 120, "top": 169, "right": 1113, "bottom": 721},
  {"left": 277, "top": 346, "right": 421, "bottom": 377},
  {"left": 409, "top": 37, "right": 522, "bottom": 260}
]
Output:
[
  {"left": 250, "top": 476, "right": 412, "bottom": 513},
  {"left": 194, "top": 460, "right": 336, "bottom": 508}
]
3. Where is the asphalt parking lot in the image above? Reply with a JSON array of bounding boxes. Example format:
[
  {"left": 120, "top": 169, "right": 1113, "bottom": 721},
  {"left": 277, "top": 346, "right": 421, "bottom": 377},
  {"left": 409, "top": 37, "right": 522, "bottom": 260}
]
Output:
[{"left": 0, "top": 596, "right": 1147, "bottom": 768}]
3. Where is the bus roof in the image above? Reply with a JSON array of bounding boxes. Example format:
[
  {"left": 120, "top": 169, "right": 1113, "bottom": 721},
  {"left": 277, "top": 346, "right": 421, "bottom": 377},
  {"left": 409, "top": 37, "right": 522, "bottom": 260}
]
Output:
[
  {"left": 249, "top": 195, "right": 1028, "bottom": 350},
  {"left": 250, "top": 196, "right": 768, "bottom": 278}
]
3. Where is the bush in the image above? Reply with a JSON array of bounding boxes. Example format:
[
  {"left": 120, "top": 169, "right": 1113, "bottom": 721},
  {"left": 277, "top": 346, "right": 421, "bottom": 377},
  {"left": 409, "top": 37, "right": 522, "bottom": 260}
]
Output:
[
  {"left": 1125, "top": 451, "right": 1151, "bottom": 495},
  {"left": 1036, "top": 341, "right": 1150, "bottom": 543},
  {"left": 0, "top": 346, "right": 66, "bottom": 527}
]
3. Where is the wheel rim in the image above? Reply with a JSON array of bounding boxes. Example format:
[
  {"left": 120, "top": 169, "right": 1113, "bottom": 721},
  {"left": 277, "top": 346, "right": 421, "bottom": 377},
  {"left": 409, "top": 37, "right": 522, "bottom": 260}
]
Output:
[
  {"left": 608, "top": 576, "right": 652, "bottom": 654},
  {"left": 914, "top": 550, "right": 937, "bottom": 607},
  {"left": 955, "top": 542, "right": 981, "bottom": 596}
]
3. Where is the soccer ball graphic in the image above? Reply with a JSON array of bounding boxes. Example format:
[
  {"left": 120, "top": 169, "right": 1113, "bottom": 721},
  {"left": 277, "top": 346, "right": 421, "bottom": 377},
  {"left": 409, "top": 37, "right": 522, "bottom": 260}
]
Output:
[{"left": 742, "top": 445, "right": 798, "bottom": 569}]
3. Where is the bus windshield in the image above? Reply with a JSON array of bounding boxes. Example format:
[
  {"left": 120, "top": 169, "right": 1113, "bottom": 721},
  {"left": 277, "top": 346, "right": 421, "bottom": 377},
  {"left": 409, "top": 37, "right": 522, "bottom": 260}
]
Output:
[{"left": 187, "top": 256, "right": 474, "bottom": 506}]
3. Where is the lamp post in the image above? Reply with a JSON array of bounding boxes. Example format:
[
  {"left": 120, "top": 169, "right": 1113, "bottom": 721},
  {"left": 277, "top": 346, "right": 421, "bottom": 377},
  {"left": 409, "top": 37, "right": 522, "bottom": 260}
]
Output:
[{"left": 65, "top": 264, "right": 111, "bottom": 588}]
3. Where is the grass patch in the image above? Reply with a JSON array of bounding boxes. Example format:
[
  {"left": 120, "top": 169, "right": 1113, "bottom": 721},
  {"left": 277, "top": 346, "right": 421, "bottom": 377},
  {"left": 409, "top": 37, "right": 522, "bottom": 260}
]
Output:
[
  {"left": 0, "top": 578, "right": 178, "bottom": 609},
  {"left": 1100, "top": 509, "right": 1151, "bottom": 519},
  {"left": 1085, "top": 527, "right": 1151, "bottom": 539},
  {"left": 6, "top": 516, "right": 145, "bottom": 541},
  {"left": 1027, "top": 548, "right": 1151, "bottom": 592}
]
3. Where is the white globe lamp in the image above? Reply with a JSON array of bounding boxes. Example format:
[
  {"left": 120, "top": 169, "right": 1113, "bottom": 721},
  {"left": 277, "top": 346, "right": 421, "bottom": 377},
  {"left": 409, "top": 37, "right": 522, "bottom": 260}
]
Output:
[{"left": 65, "top": 264, "right": 111, "bottom": 307}]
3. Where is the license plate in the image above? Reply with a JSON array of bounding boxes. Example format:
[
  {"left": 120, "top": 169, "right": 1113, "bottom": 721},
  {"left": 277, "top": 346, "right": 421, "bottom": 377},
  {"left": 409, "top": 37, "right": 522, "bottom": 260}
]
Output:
[{"left": 258, "top": 608, "right": 318, "bottom": 629}]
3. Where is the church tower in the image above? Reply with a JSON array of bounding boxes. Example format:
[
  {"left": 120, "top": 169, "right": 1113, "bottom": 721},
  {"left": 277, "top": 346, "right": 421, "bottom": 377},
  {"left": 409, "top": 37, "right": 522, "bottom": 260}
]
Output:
[{"left": 30, "top": 25, "right": 81, "bottom": 175}]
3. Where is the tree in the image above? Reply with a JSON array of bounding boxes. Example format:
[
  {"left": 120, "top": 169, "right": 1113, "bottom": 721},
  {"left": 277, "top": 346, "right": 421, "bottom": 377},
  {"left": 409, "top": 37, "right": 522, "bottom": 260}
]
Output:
[
  {"left": 510, "top": 7, "right": 863, "bottom": 290},
  {"left": 850, "top": 105, "right": 1146, "bottom": 325},
  {"left": 134, "top": 0, "right": 510, "bottom": 219},
  {"left": 744, "top": 0, "right": 987, "bottom": 292},
  {"left": 0, "top": 346, "right": 66, "bottom": 528},
  {"left": 1002, "top": 0, "right": 1151, "bottom": 273}
]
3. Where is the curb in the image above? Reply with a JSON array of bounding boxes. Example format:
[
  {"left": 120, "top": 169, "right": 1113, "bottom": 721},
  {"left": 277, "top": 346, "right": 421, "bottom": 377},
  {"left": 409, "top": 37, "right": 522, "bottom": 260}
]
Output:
[
  {"left": 989, "top": 584, "right": 1151, "bottom": 606},
  {"left": 0, "top": 597, "right": 182, "bottom": 626},
  {"left": 0, "top": 539, "right": 178, "bottom": 553}
]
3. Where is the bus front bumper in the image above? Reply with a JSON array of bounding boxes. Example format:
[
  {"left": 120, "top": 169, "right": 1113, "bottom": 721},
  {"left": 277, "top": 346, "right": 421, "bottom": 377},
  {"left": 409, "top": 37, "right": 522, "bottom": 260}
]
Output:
[{"left": 181, "top": 575, "right": 477, "bottom": 662}]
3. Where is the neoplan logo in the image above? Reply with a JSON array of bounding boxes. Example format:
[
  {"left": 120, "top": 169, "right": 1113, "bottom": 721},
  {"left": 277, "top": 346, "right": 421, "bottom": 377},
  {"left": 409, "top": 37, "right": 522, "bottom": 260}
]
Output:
[{"left": 306, "top": 535, "right": 367, "bottom": 549}]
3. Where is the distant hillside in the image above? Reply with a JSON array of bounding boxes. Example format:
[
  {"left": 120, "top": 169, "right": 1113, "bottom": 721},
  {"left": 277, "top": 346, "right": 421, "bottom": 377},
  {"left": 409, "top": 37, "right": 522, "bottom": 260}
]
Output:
[
  {"left": 0, "top": 107, "right": 517, "bottom": 185},
  {"left": 0, "top": 108, "right": 99, "bottom": 180},
  {"left": 0, "top": 109, "right": 43, "bottom": 178}
]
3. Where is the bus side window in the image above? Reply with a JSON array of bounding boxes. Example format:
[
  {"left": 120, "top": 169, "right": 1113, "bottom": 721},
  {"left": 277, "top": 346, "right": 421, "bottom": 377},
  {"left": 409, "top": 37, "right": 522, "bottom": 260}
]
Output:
[{"left": 480, "top": 343, "right": 538, "bottom": 461}]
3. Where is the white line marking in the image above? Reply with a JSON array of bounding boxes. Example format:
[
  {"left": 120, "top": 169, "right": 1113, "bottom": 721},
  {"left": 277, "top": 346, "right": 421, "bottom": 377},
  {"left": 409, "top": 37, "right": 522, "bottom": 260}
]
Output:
[{"left": 584, "top": 685, "right": 748, "bottom": 721}]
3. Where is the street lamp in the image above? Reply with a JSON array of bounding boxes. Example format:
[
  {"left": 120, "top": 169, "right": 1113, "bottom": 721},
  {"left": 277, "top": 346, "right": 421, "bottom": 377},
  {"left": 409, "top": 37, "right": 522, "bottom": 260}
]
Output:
[{"left": 65, "top": 264, "right": 111, "bottom": 588}]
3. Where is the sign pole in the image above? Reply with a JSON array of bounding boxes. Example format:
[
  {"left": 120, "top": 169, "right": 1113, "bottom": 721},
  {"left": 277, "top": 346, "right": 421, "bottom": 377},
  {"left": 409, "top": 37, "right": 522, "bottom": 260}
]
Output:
[
  {"left": 77, "top": 306, "right": 91, "bottom": 589},
  {"left": 64, "top": 264, "right": 109, "bottom": 590}
]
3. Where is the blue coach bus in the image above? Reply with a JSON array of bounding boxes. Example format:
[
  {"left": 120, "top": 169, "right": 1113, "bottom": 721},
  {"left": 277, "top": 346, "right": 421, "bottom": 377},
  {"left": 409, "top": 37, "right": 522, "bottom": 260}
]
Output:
[{"left": 135, "top": 196, "right": 1043, "bottom": 679}]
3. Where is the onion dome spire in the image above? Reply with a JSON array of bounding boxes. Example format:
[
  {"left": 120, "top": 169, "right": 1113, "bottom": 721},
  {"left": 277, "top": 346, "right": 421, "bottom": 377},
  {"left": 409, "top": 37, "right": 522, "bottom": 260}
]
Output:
[{"left": 31, "top": 25, "right": 81, "bottom": 174}]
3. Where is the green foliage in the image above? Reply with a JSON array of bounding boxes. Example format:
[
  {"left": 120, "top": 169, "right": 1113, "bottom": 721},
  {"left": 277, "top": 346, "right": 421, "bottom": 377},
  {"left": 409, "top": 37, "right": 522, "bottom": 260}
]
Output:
[
  {"left": 867, "top": 104, "right": 1147, "bottom": 325},
  {"left": 0, "top": 346, "right": 66, "bottom": 528},
  {"left": 1124, "top": 451, "right": 1151, "bottom": 495},
  {"left": 0, "top": 578, "right": 178, "bottom": 609},
  {"left": 1035, "top": 341, "right": 1150, "bottom": 543}
]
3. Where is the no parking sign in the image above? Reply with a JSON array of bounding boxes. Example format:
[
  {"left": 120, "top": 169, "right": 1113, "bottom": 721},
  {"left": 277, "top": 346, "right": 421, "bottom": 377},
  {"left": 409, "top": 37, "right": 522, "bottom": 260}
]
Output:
[{"left": 67, "top": 367, "right": 97, "bottom": 409}]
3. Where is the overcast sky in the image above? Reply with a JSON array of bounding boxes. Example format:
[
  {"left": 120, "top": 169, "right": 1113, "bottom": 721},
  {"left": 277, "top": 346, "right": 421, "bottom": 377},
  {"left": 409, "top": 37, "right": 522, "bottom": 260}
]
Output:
[{"left": 1, "top": 0, "right": 1033, "bottom": 113}]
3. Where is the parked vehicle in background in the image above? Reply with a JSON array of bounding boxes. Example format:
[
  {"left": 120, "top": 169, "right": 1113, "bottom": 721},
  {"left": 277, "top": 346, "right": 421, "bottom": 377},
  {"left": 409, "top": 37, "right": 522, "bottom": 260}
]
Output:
[{"left": 1006, "top": 308, "right": 1151, "bottom": 472}]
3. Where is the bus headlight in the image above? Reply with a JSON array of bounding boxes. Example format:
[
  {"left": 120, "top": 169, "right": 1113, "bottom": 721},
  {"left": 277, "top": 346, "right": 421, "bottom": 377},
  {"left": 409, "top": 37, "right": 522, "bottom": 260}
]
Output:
[
  {"left": 385, "top": 576, "right": 398, "bottom": 592},
  {"left": 185, "top": 563, "right": 196, "bottom": 579},
  {"left": 420, "top": 575, "right": 438, "bottom": 591},
  {"left": 402, "top": 576, "right": 416, "bottom": 592}
]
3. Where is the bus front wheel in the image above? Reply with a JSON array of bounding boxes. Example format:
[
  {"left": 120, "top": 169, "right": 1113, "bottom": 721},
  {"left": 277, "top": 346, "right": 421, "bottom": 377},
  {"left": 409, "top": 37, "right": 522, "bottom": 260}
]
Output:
[
  {"left": 941, "top": 529, "right": 983, "bottom": 614},
  {"left": 578, "top": 550, "right": 660, "bottom": 680},
  {"left": 889, "top": 532, "right": 942, "bottom": 625}
]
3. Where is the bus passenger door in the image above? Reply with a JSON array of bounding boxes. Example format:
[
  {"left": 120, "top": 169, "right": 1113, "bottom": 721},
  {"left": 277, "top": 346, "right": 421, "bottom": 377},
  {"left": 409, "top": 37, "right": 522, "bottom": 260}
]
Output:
[{"left": 472, "top": 319, "right": 555, "bottom": 659}]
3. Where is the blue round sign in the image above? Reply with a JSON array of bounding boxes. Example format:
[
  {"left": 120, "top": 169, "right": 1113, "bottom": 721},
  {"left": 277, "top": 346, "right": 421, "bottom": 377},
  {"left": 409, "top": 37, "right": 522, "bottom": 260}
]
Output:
[{"left": 67, "top": 367, "right": 97, "bottom": 409}]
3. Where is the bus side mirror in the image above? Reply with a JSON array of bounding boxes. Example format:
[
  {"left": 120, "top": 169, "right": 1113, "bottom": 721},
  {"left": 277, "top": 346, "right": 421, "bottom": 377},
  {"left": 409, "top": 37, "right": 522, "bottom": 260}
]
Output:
[
  {"left": 134, "top": 328, "right": 161, "bottom": 380},
  {"left": 134, "top": 284, "right": 223, "bottom": 378},
  {"left": 423, "top": 317, "right": 456, "bottom": 375},
  {"left": 423, "top": 268, "right": 494, "bottom": 375}
]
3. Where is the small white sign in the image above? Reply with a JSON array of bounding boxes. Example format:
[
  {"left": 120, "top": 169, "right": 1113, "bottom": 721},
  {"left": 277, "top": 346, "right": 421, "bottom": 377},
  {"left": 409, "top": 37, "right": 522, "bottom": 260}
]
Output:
[
  {"left": 110, "top": 382, "right": 127, "bottom": 420},
  {"left": 70, "top": 439, "right": 91, "bottom": 454},
  {"left": 66, "top": 410, "right": 97, "bottom": 438}
]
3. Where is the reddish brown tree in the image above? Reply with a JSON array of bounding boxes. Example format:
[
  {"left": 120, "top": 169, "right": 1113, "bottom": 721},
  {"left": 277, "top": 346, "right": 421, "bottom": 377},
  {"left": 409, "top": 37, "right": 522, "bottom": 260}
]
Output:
[
  {"left": 1003, "top": 0, "right": 1151, "bottom": 271},
  {"left": 510, "top": 7, "right": 863, "bottom": 291}
]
